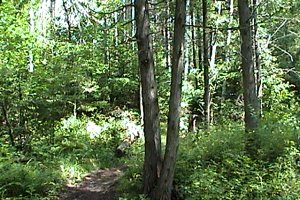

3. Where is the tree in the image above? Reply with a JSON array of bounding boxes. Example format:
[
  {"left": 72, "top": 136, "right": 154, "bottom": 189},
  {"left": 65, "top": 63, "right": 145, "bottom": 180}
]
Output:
[
  {"left": 134, "top": 0, "right": 162, "bottom": 195},
  {"left": 238, "top": 0, "right": 259, "bottom": 154},
  {"left": 251, "top": 0, "right": 262, "bottom": 116},
  {"left": 153, "top": 0, "right": 186, "bottom": 199},
  {"left": 202, "top": 0, "right": 211, "bottom": 128}
]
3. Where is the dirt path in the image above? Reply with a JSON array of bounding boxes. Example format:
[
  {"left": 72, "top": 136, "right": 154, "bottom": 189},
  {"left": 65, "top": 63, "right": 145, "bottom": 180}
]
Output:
[{"left": 60, "top": 166, "right": 125, "bottom": 200}]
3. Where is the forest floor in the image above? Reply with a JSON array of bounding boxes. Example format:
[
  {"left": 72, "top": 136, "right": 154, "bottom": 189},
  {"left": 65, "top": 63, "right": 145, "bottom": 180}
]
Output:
[{"left": 60, "top": 166, "right": 126, "bottom": 200}]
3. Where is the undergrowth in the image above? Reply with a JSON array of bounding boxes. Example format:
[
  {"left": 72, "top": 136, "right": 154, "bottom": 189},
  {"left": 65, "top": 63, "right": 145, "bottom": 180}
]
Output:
[
  {"left": 1, "top": 112, "right": 300, "bottom": 199},
  {"left": 0, "top": 115, "right": 126, "bottom": 199},
  {"left": 175, "top": 114, "right": 300, "bottom": 199},
  {"left": 119, "top": 113, "right": 300, "bottom": 199}
]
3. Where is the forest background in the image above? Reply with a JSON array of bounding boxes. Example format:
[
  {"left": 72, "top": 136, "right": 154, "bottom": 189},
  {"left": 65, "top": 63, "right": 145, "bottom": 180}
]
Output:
[{"left": 0, "top": 0, "right": 300, "bottom": 199}]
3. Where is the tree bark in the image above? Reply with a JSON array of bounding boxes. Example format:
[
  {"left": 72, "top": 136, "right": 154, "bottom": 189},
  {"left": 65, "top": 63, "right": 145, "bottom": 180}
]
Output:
[
  {"left": 134, "top": 0, "right": 162, "bottom": 195},
  {"left": 152, "top": 0, "right": 186, "bottom": 199},
  {"left": 238, "top": 0, "right": 259, "bottom": 131}
]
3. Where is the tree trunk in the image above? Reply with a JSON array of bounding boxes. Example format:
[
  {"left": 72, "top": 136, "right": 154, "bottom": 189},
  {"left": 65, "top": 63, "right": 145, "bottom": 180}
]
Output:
[
  {"left": 134, "top": 0, "right": 162, "bottom": 195},
  {"left": 152, "top": 0, "right": 186, "bottom": 199},
  {"left": 220, "top": 0, "right": 234, "bottom": 116},
  {"left": 209, "top": 1, "right": 221, "bottom": 77},
  {"left": 190, "top": 2, "right": 197, "bottom": 70},
  {"left": 62, "top": 0, "right": 71, "bottom": 41},
  {"left": 203, "top": 0, "right": 210, "bottom": 128},
  {"left": 238, "top": 0, "right": 259, "bottom": 157},
  {"left": 28, "top": 2, "right": 34, "bottom": 72},
  {"left": 196, "top": 8, "right": 202, "bottom": 88},
  {"left": 164, "top": 0, "right": 171, "bottom": 69},
  {"left": 252, "top": 0, "right": 262, "bottom": 116},
  {"left": 1, "top": 100, "right": 15, "bottom": 147},
  {"left": 183, "top": 0, "right": 190, "bottom": 80},
  {"left": 226, "top": 0, "right": 234, "bottom": 49},
  {"left": 50, "top": 0, "right": 55, "bottom": 19}
]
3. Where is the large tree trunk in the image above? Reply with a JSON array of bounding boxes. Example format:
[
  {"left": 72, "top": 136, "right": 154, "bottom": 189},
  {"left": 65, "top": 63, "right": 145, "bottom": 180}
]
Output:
[
  {"left": 134, "top": 0, "right": 162, "bottom": 195},
  {"left": 152, "top": 0, "right": 186, "bottom": 199},
  {"left": 238, "top": 0, "right": 259, "bottom": 155}
]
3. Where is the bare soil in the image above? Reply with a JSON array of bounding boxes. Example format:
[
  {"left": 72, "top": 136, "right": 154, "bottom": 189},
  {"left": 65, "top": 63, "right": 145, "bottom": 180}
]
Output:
[{"left": 60, "top": 166, "right": 125, "bottom": 200}]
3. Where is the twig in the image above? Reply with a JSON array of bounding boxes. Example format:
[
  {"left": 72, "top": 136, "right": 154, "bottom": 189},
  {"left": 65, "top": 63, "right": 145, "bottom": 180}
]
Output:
[
  {"left": 270, "top": 44, "right": 294, "bottom": 63},
  {"left": 266, "top": 19, "right": 288, "bottom": 47}
]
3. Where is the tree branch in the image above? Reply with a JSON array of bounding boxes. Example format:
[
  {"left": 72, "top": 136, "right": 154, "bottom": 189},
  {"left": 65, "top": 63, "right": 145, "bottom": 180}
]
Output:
[{"left": 185, "top": 24, "right": 240, "bottom": 31}]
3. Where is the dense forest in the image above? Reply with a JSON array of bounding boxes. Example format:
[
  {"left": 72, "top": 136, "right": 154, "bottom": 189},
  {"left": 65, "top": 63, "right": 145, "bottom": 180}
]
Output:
[{"left": 0, "top": 0, "right": 300, "bottom": 199}]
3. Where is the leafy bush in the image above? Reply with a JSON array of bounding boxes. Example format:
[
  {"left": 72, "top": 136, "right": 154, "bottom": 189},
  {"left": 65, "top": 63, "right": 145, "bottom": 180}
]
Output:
[
  {"left": 175, "top": 122, "right": 300, "bottom": 200},
  {"left": 257, "top": 112, "right": 300, "bottom": 160},
  {"left": 0, "top": 114, "right": 128, "bottom": 199},
  {"left": 178, "top": 122, "right": 245, "bottom": 164},
  {"left": 0, "top": 161, "right": 61, "bottom": 198}
]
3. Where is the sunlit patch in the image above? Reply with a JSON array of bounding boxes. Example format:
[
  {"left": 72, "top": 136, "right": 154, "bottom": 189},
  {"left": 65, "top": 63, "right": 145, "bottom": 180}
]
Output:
[
  {"left": 86, "top": 120, "right": 111, "bottom": 139},
  {"left": 60, "top": 163, "right": 86, "bottom": 186}
]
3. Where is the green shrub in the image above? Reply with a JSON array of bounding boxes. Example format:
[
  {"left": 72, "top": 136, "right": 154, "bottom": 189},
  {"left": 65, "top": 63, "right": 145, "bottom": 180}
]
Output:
[
  {"left": 257, "top": 112, "right": 300, "bottom": 160},
  {"left": 0, "top": 114, "right": 128, "bottom": 199},
  {"left": 264, "top": 145, "right": 300, "bottom": 199},
  {"left": 176, "top": 123, "right": 300, "bottom": 200},
  {"left": 0, "top": 161, "right": 61, "bottom": 198},
  {"left": 178, "top": 122, "right": 245, "bottom": 164},
  {"left": 117, "top": 139, "right": 144, "bottom": 197},
  {"left": 177, "top": 147, "right": 300, "bottom": 199}
]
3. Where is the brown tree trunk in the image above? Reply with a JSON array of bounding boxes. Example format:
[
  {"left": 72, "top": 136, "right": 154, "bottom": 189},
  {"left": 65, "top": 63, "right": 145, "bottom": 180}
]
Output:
[
  {"left": 152, "top": 0, "right": 186, "bottom": 199},
  {"left": 134, "top": 0, "right": 162, "bottom": 195},
  {"left": 238, "top": 0, "right": 259, "bottom": 156}
]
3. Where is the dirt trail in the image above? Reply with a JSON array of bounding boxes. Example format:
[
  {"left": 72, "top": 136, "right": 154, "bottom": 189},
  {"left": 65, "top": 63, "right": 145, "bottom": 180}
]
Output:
[{"left": 60, "top": 166, "right": 125, "bottom": 200}]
